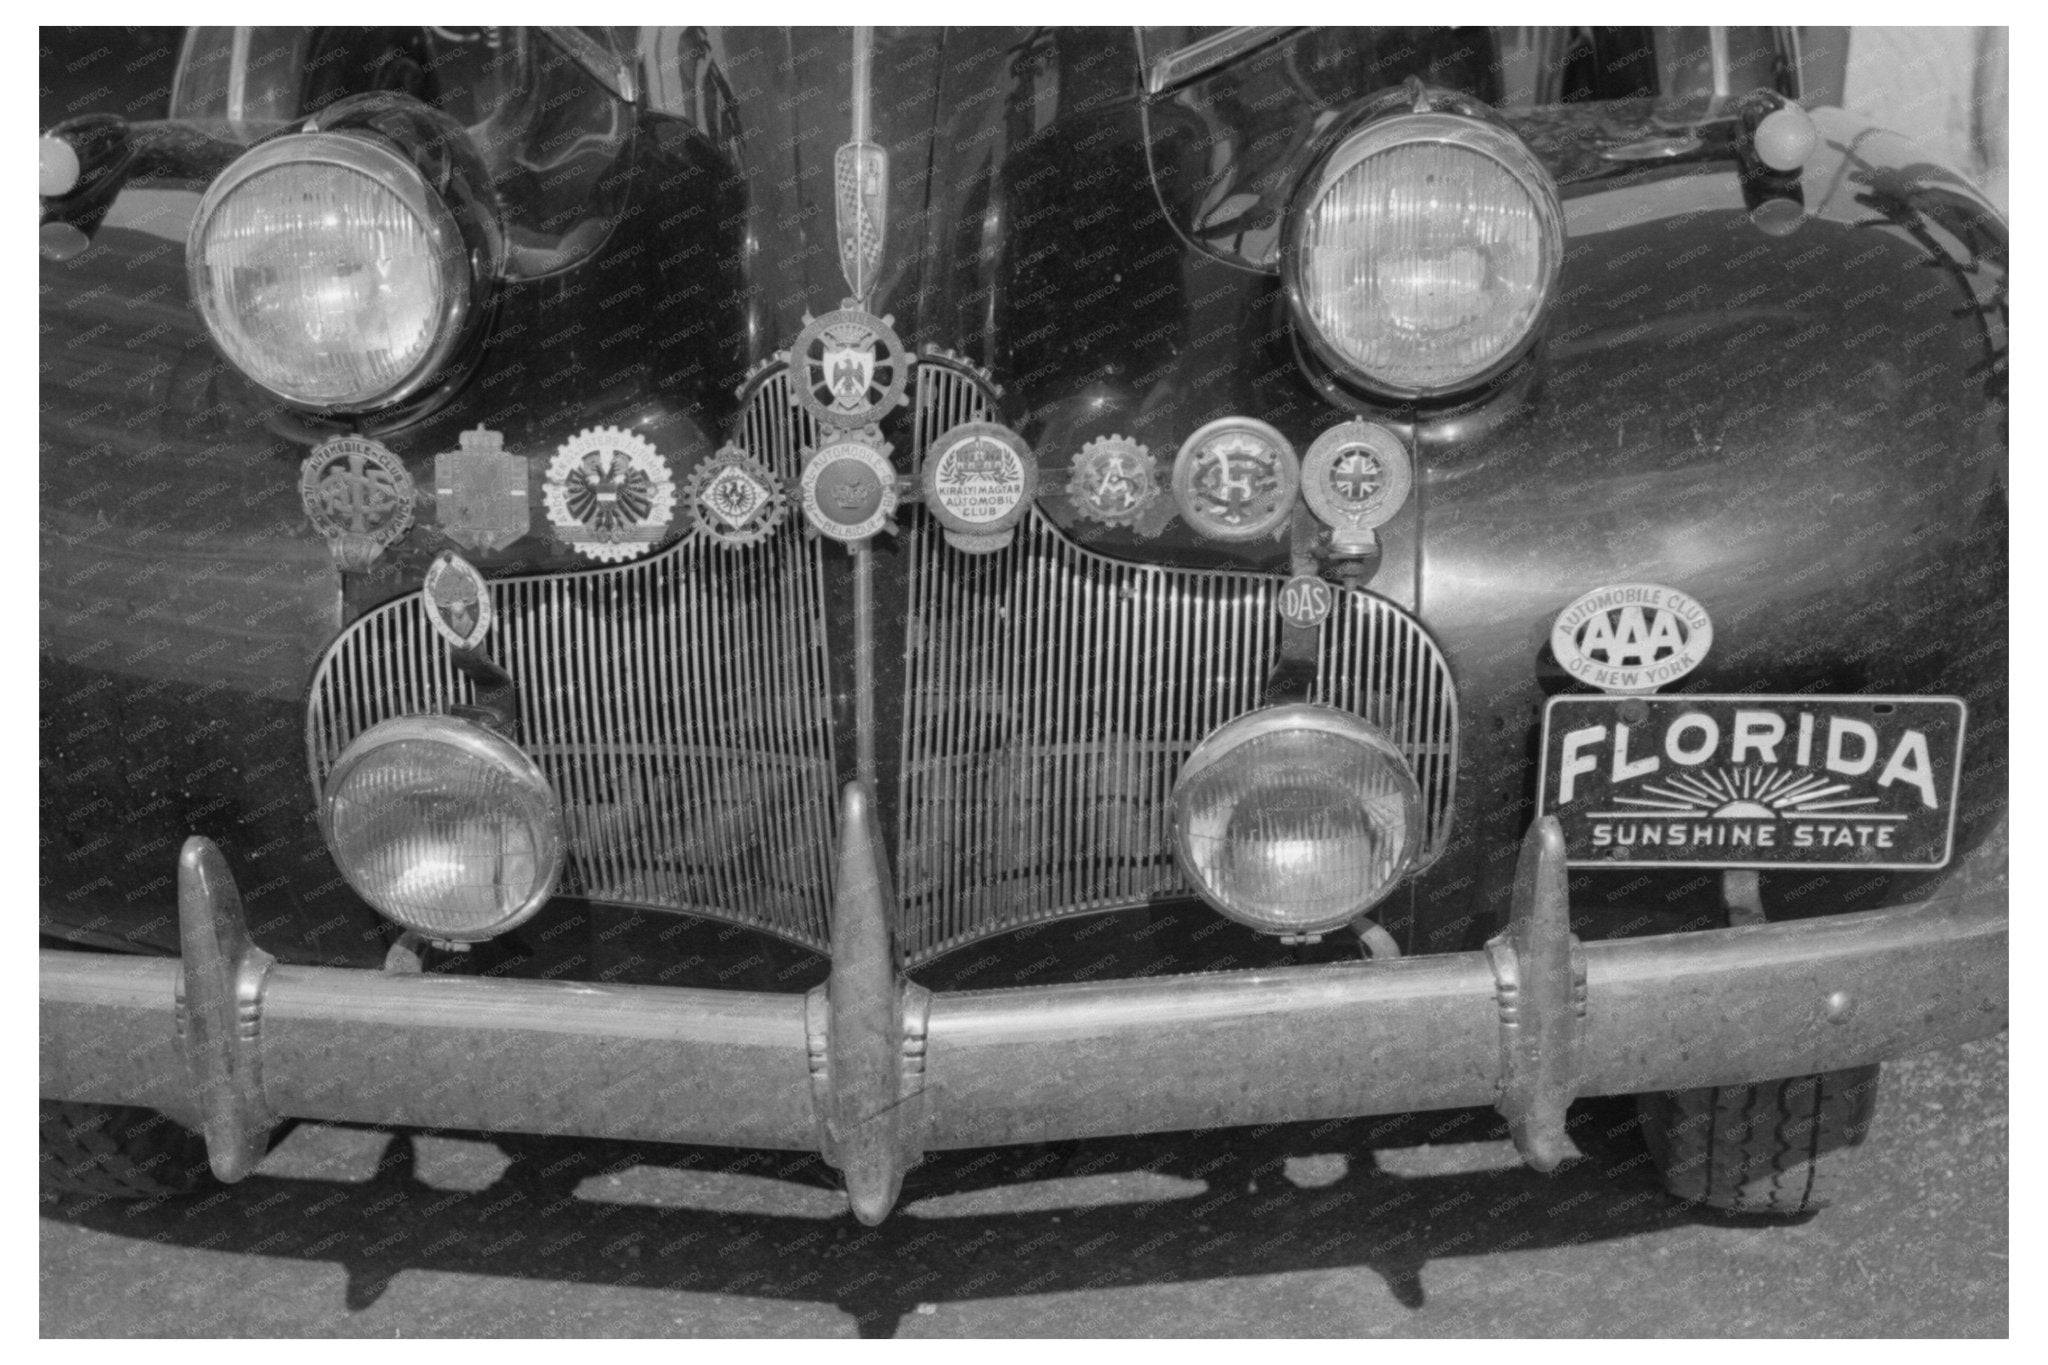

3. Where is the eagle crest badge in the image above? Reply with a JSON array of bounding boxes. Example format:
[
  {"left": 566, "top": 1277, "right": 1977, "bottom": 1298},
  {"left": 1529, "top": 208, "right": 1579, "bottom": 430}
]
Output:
[
  {"left": 542, "top": 425, "right": 676, "bottom": 563},
  {"left": 786, "top": 305, "right": 909, "bottom": 431}
]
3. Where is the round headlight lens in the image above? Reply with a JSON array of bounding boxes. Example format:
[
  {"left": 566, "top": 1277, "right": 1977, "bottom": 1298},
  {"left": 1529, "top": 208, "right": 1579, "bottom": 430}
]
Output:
[
  {"left": 1173, "top": 705, "right": 1421, "bottom": 935},
  {"left": 321, "top": 716, "right": 563, "bottom": 941},
  {"left": 1290, "top": 111, "right": 1562, "bottom": 398},
  {"left": 189, "top": 133, "right": 468, "bottom": 410}
]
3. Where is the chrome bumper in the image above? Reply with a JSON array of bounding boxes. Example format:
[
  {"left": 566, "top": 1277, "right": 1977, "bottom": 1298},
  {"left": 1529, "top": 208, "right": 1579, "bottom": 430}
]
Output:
[{"left": 41, "top": 787, "right": 2007, "bottom": 1225}]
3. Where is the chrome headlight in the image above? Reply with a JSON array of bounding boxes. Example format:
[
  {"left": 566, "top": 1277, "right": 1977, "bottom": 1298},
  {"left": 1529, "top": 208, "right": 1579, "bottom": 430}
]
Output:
[
  {"left": 1286, "top": 103, "right": 1563, "bottom": 399},
  {"left": 1172, "top": 704, "right": 1422, "bottom": 935},
  {"left": 188, "top": 132, "right": 473, "bottom": 411},
  {"left": 320, "top": 716, "right": 563, "bottom": 942}
]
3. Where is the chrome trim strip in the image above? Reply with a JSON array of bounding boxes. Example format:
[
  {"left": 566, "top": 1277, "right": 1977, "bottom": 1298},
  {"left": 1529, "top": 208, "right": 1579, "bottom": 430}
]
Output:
[
  {"left": 540, "top": 26, "right": 638, "bottom": 104},
  {"left": 1145, "top": 26, "right": 1301, "bottom": 96}
]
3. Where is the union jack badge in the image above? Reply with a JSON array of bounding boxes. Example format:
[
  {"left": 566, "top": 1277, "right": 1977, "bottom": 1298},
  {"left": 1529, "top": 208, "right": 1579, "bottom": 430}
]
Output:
[
  {"left": 799, "top": 428, "right": 899, "bottom": 546},
  {"left": 682, "top": 445, "right": 789, "bottom": 549},
  {"left": 1301, "top": 420, "right": 1412, "bottom": 555},
  {"left": 1171, "top": 417, "right": 1300, "bottom": 543},
  {"left": 922, "top": 422, "right": 1036, "bottom": 553},
  {"left": 542, "top": 425, "right": 676, "bottom": 563},
  {"left": 300, "top": 434, "right": 416, "bottom": 571},
  {"left": 786, "top": 304, "right": 910, "bottom": 430},
  {"left": 1065, "top": 434, "right": 1161, "bottom": 531},
  {"left": 433, "top": 425, "right": 530, "bottom": 555},
  {"left": 421, "top": 551, "right": 494, "bottom": 653}
]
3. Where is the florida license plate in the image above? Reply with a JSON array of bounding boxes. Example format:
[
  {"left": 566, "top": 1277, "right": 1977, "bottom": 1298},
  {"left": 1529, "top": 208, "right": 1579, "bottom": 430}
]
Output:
[{"left": 1538, "top": 695, "right": 1966, "bottom": 870}]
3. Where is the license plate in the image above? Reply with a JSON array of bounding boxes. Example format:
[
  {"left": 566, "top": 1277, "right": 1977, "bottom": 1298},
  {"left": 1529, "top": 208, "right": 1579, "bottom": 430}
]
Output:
[{"left": 1538, "top": 695, "right": 1966, "bottom": 870}]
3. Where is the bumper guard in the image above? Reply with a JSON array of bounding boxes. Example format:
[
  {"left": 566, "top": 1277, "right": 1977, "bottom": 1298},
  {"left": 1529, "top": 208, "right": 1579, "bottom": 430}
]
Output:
[{"left": 42, "top": 787, "right": 2007, "bottom": 1224}]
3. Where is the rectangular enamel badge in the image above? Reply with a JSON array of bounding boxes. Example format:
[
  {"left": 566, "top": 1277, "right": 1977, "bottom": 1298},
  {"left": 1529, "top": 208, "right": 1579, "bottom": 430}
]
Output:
[{"left": 1538, "top": 695, "right": 1966, "bottom": 870}]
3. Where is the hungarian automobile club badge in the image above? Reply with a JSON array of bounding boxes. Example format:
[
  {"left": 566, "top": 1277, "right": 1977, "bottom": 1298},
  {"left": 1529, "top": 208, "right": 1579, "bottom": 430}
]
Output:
[
  {"left": 682, "top": 445, "right": 789, "bottom": 549},
  {"left": 300, "top": 434, "right": 416, "bottom": 571},
  {"left": 1301, "top": 419, "right": 1412, "bottom": 555},
  {"left": 421, "top": 550, "right": 494, "bottom": 653},
  {"left": 1066, "top": 434, "right": 1163, "bottom": 532},
  {"left": 433, "top": 425, "right": 530, "bottom": 555},
  {"left": 542, "top": 425, "right": 676, "bottom": 563},
  {"left": 1172, "top": 417, "right": 1301, "bottom": 542},
  {"left": 922, "top": 422, "right": 1036, "bottom": 553},
  {"left": 799, "top": 428, "right": 899, "bottom": 545},
  {"left": 786, "top": 304, "right": 910, "bottom": 430}
]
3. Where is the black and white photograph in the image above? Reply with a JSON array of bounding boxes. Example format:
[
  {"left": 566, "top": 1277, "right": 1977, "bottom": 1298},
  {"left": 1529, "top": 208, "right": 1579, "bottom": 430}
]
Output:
[{"left": 36, "top": 19, "right": 2011, "bottom": 1338}]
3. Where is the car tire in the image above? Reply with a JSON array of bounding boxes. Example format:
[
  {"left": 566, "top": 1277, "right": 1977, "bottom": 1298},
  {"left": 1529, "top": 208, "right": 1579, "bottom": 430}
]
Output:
[
  {"left": 1636, "top": 1064, "right": 1880, "bottom": 1216},
  {"left": 40, "top": 1101, "right": 216, "bottom": 1201}
]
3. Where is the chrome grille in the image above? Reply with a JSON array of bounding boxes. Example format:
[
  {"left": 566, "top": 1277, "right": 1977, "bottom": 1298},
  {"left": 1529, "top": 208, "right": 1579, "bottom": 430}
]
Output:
[
  {"left": 306, "top": 382, "right": 840, "bottom": 951},
  {"left": 897, "top": 509, "right": 1457, "bottom": 963}
]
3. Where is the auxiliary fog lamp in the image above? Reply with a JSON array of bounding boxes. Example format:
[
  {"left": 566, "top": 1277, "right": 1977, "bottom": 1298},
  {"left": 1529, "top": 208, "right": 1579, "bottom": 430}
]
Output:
[
  {"left": 320, "top": 716, "right": 564, "bottom": 942},
  {"left": 1172, "top": 705, "right": 1422, "bottom": 936}
]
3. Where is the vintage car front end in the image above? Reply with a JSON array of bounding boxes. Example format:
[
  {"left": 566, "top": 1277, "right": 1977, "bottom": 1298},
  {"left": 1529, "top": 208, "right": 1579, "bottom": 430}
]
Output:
[{"left": 41, "top": 26, "right": 2006, "bottom": 1226}]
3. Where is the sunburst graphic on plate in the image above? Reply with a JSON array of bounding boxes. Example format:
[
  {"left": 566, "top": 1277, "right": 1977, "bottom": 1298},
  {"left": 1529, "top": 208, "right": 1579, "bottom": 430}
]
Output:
[{"left": 1606, "top": 765, "right": 1889, "bottom": 820}]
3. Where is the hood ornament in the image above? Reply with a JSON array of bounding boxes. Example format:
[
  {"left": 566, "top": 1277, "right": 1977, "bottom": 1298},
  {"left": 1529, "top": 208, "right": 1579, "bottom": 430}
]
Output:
[{"left": 836, "top": 26, "right": 886, "bottom": 307}]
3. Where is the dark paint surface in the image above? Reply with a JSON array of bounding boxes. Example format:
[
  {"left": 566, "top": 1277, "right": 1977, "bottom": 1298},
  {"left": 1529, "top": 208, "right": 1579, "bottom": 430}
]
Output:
[{"left": 40, "top": 28, "right": 2006, "bottom": 971}]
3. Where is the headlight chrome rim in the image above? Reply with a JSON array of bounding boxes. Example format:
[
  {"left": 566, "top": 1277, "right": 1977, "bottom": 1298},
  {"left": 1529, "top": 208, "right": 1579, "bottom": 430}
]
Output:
[
  {"left": 319, "top": 714, "right": 564, "bottom": 942},
  {"left": 1172, "top": 703, "right": 1424, "bottom": 936},
  {"left": 1284, "top": 104, "right": 1564, "bottom": 402},
  {"left": 187, "top": 131, "right": 474, "bottom": 413}
]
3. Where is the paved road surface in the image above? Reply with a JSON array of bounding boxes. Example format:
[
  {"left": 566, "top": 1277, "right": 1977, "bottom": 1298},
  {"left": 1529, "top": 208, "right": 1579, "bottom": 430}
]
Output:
[{"left": 41, "top": 1033, "right": 2004, "bottom": 1337}]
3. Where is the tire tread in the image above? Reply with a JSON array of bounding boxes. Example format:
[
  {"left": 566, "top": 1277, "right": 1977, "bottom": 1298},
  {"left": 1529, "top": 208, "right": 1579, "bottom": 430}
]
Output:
[{"left": 1637, "top": 1064, "right": 1879, "bottom": 1216}]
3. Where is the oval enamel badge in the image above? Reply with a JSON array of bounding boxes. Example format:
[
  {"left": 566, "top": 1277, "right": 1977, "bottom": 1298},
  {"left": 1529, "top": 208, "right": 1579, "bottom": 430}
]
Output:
[
  {"left": 1172, "top": 417, "right": 1299, "bottom": 542},
  {"left": 422, "top": 551, "right": 493, "bottom": 653},
  {"left": 1551, "top": 583, "right": 1713, "bottom": 694}
]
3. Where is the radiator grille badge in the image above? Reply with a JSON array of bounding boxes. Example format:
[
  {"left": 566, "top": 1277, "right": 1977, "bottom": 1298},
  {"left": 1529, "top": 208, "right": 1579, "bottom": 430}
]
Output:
[
  {"left": 786, "top": 304, "right": 910, "bottom": 431},
  {"left": 1302, "top": 419, "right": 1411, "bottom": 555},
  {"left": 542, "top": 425, "right": 676, "bottom": 563},
  {"left": 682, "top": 445, "right": 788, "bottom": 549},
  {"left": 432, "top": 425, "right": 530, "bottom": 556},
  {"left": 922, "top": 422, "right": 1036, "bottom": 554},
  {"left": 1066, "top": 434, "right": 1164, "bottom": 533},
  {"left": 799, "top": 428, "right": 899, "bottom": 545},
  {"left": 1171, "top": 417, "right": 1300, "bottom": 543},
  {"left": 421, "top": 550, "right": 494, "bottom": 652},
  {"left": 301, "top": 435, "right": 416, "bottom": 571}
]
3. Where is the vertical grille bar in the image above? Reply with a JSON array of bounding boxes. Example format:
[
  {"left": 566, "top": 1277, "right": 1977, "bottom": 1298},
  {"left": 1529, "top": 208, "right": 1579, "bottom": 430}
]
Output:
[
  {"left": 305, "top": 377, "right": 842, "bottom": 953},
  {"left": 897, "top": 508, "right": 1458, "bottom": 965}
]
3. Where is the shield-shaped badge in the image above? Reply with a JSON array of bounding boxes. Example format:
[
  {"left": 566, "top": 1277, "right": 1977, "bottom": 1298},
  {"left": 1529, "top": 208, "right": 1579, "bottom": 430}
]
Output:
[
  {"left": 434, "top": 426, "right": 530, "bottom": 555},
  {"left": 823, "top": 342, "right": 877, "bottom": 411}
]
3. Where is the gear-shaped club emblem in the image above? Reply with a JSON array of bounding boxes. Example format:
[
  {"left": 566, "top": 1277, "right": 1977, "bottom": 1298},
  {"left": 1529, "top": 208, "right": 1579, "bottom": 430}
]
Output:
[
  {"left": 682, "top": 445, "right": 789, "bottom": 549},
  {"left": 542, "top": 425, "right": 676, "bottom": 563},
  {"left": 785, "top": 302, "right": 910, "bottom": 430}
]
